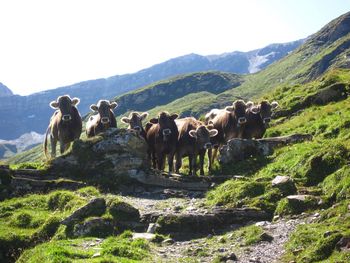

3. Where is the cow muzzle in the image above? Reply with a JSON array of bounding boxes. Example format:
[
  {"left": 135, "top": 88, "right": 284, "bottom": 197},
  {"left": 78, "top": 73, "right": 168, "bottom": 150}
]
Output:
[
  {"left": 101, "top": 117, "right": 110, "bottom": 124},
  {"left": 238, "top": 117, "right": 247, "bottom": 125},
  {"left": 162, "top": 129, "right": 171, "bottom": 136},
  {"left": 133, "top": 126, "right": 142, "bottom": 132},
  {"left": 62, "top": 114, "right": 72, "bottom": 121},
  {"left": 204, "top": 142, "right": 212, "bottom": 149}
]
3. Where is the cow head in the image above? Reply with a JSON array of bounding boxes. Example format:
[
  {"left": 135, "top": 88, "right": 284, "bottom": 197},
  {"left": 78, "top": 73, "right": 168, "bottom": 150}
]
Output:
[
  {"left": 189, "top": 125, "right": 218, "bottom": 150},
  {"left": 225, "top": 100, "right": 248, "bottom": 127},
  {"left": 50, "top": 95, "right": 80, "bottom": 122},
  {"left": 150, "top": 111, "right": 178, "bottom": 142},
  {"left": 251, "top": 100, "right": 279, "bottom": 127},
  {"left": 90, "top": 100, "right": 118, "bottom": 124},
  {"left": 121, "top": 112, "right": 149, "bottom": 133}
]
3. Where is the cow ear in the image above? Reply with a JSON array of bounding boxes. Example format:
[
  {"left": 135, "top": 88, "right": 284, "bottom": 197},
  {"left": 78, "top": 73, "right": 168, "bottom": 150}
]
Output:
[
  {"left": 72, "top": 97, "right": 80, "bottom": 106},
  {"left": 246, "top": 101, "right": 254, "bottom": 108},
  {"left": 121, "top": 117, "right": 130, "bottom": 124},
  {"left": 90, "top": 104, "right": 98, "bottom": 112},
  {"left": 50, "top": 101, "right": 59, "bottom": 109},
  {"left": 225, "top": 106, "right": 234, "bottom": 112},
  {"left": 149, "top": 118, "right": 158, "bottom": 124},
  {"left": 209, "top": 129, "right": 218, "bottom": 137},
  {"left": 110, "top": 102, "right": 118, "bottom": 109},
  {"left": 189, "top": 130, "right": 197, "bottom": 138},
  {"left": 251, "top": 106, "right": 260, "bottom": 114},
  {"left": 141, "top": 112, "right": 149, "bottom": 121},
  {"left": 271, "top": 101, "right": 279, "bottom": 109},
  {"left": 170, "top": 113, "right": 178, "bottom": 120}
]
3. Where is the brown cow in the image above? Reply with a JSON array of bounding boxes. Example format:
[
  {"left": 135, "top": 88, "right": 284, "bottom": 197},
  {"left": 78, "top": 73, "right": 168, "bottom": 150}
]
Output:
[
  {"left": 121, "top": 111, "right": 149, "bottom": 138},
  {"left": 145, "top": 111, "right": 179, "bottom": 173},
  {"left": 175, "top": 117, "right": 218, "bottom": 176},
  {"left": 207, "top": 100, "right": 250, "bottom": 165},
  {"left": 86, "top": 100, "right": 118, "bottom": 137},
  {"left": 44, "top": 95, "right": 82, "bottom": 159},
  {"left": 242, "top": 100, "right": 279, "bottom": 139}
]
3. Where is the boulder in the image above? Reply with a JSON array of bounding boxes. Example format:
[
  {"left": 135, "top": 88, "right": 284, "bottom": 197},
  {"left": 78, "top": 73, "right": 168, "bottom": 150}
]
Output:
[
  {"left": 73, "top": 217, "right": 114, "bottom": 237},
  {"left": 219, "top": 134, "right": 312, "bottom": 164},
  {"left": 61, "top": 198, "right": 106, "bottom": 225},
  {"left": 49, "top": 129, "right": 151, "bottom": 188},
  {"left": 275, "top": 195, "right": 320, "bottom": 216},
  {"left": 271, "top": 175, "right": 297, "bottom": 195},
  {"left": 108, "top": 200, "right": 140, "bottom": 222}
]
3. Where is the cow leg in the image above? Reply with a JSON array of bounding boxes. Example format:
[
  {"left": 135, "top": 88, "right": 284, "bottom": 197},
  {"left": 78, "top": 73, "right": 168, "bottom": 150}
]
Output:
[
  {"left": 188, "top": 154, "right": 193, "bottom": 176},
  {"left": 50, "top": 136, "right": 57, "bottom": 158},
  {"left": 207, "top": 148, "right": 212, "bottom": 172},
  {"left": 156, "top": 151, "right": 164, "bottom": 171},
  {"left": 199, "top": 151, "right": 205, "bottom": 176},
  {"left": 167, "top": 153, "right": 175, "bottom": 174},
  {"left": 175, "top": 152, "right": 182, "bottom": 173},
  {"left": 64, "top": 142, "right": 71, "bottom": 153},
  {"left": 212, "top": 146, "right": 219, "bottom": 163}
]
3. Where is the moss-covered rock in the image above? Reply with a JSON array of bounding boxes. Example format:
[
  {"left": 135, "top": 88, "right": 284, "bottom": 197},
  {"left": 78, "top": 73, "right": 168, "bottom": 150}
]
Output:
[
  {"left": 271, "top": 175, "right": 297, "bottom": 195},
  {"left": 275, "top": 195, "right": 320, "bottom": 216},
  {"left": 48, "top": 129, "right": 150, "bottom": 190},
  {"left": 108, "top": 199, "right": 140, "bottom": 222}
]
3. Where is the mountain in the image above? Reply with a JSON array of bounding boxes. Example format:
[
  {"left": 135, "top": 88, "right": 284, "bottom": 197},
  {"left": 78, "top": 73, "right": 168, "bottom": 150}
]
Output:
[
  {"left": 0, "top": 131, "right": 45, "bottom": 159},
  {"left": 0, "top": 40, "right": 302, "bottom": 140},
  {"left": 0, "top": 82, "right": 13, "bottom": 97}
]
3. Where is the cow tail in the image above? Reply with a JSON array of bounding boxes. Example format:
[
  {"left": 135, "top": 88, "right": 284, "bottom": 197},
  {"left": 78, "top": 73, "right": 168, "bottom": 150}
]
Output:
[{"left": 43, "top": 125, "right": 51, "bottom": 159}]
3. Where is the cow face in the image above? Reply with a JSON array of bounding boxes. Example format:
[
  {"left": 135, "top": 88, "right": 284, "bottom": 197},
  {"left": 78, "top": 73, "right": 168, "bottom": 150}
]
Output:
[
  {"left": 155, "top": 111, "right": 178, "bottom": 141},
  {"left": 50, "top": 95, "right": 80, "bottom": 122},
  {"left": 251, "top": 100, "right": 279, "bottom": 127},
  {"left": 225, "top": 100, "right": 248, "bottom": 126},
  {"left": 189, "top": 125, "right": 218, "bottom": 150},
  {"left": 90, "top": 100, "right": 118, "bottom": 124},
  {"left": 121, "top": 112, "right": 149, "bottom": 133}
]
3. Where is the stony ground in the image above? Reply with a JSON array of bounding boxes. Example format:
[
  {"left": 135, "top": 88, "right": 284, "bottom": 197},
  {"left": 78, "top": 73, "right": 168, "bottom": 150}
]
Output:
[{"left": 118, "top": 188, "right": 311, "bottom": 263}]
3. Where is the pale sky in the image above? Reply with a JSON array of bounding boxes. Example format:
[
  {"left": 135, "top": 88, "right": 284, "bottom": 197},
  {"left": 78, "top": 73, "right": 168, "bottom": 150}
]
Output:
[{"left": 0, "top": 0, "right": 349, "bottom": 95}]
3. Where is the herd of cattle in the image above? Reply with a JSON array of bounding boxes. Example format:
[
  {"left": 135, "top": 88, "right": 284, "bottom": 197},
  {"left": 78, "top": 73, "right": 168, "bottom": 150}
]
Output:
[{"left": 44, "top": 94, "right": 279, "bottom": 175}]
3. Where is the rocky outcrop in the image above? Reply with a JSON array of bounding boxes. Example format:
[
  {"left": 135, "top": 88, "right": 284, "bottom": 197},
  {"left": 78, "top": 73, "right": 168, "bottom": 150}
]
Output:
[{"left": 219, "top": 134, "right": 313, "bottom": 164}]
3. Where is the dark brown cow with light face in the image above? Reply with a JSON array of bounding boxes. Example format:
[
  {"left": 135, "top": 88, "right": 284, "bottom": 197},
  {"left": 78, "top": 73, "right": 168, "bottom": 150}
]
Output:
[
  {"left": 86, "top": 100, "right": 118, "bottom": 137},
  {"left": 145, "top": 111, "right": 179, "bottom": 173},
  {"left": 175, "top": 117, "right": 218, "bottom": 176},
  {"left": 121, "top": 111, "right": 149, "bottom": 138},
  {"left": 206, "top": 100, "right": 250, "bottom": 164},
  {"left": 44, "top": 95, "right": 82, "bottom": 159},
  {"left": 242, "top": 100, "right": 279, "bottom": 139}
]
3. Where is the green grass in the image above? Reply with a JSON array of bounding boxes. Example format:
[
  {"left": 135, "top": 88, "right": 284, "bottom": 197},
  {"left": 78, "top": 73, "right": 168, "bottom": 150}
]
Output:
[{"left": 17, "top": 232, "right": 152, "bottom": 263}]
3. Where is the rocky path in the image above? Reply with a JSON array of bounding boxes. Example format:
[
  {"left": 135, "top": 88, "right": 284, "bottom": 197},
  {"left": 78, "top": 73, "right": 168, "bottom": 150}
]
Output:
[{"left": 118, "top": 189, "right": 308, "bottom": 263}]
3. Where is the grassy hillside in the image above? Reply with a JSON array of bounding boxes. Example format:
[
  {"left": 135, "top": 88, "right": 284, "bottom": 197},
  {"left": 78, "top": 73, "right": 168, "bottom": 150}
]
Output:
[{"left": 206, "top": 68, "right": 350, "bottom": 262}]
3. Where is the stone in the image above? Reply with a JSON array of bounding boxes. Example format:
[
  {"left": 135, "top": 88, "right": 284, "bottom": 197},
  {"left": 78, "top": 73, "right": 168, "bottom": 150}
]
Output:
[
  {"left": 132, "top": 232, "right": 156, "bottom": 241},
  {"left": 61, "top": 198, "right": 106, "bottom": 225},
  {"left": 108, "top": 200, "right": 140, "bottom": 222},
  {"left": 162, "top": 238, "right": 175, "bottom": 245},
  {"left": 147, "top": 223, "right": 160, "bottom": 233},
  {"left": 91, "top": 252, "right": 101, "bottom": 258},
  {"left": 336, "top": 236, "right": 350, "bottom": 250},
  {"left": 73, "top": 217, "right": 114, "bottom": 237},
  {"left": 260, "top": 232, "right": 274, "bottom": 242},
  {"left": 271, "top": 175, "right": 297, "bottom": 195}
]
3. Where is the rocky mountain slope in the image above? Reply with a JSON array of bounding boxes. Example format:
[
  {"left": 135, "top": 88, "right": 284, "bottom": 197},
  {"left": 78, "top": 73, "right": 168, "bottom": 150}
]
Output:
[
  {"left": 0, "top": 40, "right": 302, "bottom": 140},
  {"left": 0, "top": 83, "right": 12, "bottom": 97}
]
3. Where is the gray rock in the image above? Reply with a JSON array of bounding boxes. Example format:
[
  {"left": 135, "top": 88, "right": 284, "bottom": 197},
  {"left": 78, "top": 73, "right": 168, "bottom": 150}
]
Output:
[
  {"left": 147, "top": 223, "right": 160, "bottom": 233},
  {"left": 271, "top": 175, "right": 297, "bottom": 195},
  {"left": 73, "top": 217, "right": 113, "bottom": 237},
  {"left": 108, "top": 200, "right": 140, "bottom": 222},
  {"left": 62, "top": 198, "right": 106, "bottom": 225},
  {"left": 162, "top": 238, "right": 175, "bottom": 245},
  {"left": 132, "top": 232, "right": 156, "bottom": 241}
]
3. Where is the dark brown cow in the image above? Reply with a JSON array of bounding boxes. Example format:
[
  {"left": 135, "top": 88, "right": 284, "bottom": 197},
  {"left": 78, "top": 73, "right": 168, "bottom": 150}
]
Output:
[
  {"left": 44, "top": 95, "right": 82, "bottom": 159},
  {"left": 121, "top": 111, "right": 149, "bottom": 138},
  {"left": 175, "top": 117, "right": 218, "bottom": 176},
  {"left": 242, "top": 100, "right": 279, "bottom": 139},
  {"left": 86, "top": 100, "right": 118, "bottom": 137},
  {"left": 145, "top": 111, "right": 179, "bottom": 173},
  {"left": 206, "top": 100, "right": 250, "bottom": 164}
]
